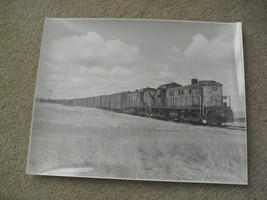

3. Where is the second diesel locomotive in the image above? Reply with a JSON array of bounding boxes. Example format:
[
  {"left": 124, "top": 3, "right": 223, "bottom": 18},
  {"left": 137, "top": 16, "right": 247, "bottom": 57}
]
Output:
[{"left": 41, "top": 79, "right": 234, "bottom": 125}]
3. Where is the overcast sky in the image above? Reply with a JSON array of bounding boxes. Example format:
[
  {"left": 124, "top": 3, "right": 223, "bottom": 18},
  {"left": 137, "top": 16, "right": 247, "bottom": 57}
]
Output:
[{"left": 36, "top": 18, "right": 246, "bottom": 117}]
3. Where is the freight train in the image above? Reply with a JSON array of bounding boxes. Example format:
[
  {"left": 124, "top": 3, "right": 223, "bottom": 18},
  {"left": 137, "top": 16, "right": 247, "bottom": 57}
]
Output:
[{"left": 38, "top": 79, "right": 234, "bottom": 125}]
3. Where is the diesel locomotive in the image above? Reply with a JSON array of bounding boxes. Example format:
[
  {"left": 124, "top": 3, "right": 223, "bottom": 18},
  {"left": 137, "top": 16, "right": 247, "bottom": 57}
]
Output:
[{"left": 41, "top": 79, "right": 234, "bottom": 125}]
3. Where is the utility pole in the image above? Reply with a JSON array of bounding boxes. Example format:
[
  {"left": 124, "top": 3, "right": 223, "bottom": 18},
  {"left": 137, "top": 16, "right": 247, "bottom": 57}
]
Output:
[{"left": 48, "top": 90, "right": 54, "bottom": 99}]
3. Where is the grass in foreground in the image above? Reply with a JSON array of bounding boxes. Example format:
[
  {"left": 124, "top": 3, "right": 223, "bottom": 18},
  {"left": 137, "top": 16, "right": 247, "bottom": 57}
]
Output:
[{"left": 27, "top": 103, "right": 247, "bottom": 184}]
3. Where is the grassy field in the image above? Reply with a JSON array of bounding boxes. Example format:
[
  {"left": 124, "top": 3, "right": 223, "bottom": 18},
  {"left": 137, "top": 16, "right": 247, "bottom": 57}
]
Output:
[{"left": 27, "top": 103, "right": 247, "bottom": 184}]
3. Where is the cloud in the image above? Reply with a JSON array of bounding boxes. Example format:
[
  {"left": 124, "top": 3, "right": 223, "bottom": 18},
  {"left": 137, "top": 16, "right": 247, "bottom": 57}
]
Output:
[
  {"left": 44, "top": 32, "right": 141, "bottom": 66},
  {"left": 72, "top": 77, "right": 87, "bottom": 86},
  {"left": 152, "top": 63, "right": 169, "bottom": 71},
  {"left": 158, "top": 71, "right": 174, "bottom": 79},
  {"left": 87, "top": 67, "right": 107, "bottom": 76},
  {"left": 166, "top": 46, "right": 181, "bottom": 60},
  {"left": 109, "top": 66, "right": 133, "bottom": 77},
  {"left": 38, "top": 32, "right": 144, "bottom": 98},
  {"left": 184, "top": 26, "right": 235, "bottom": 66}
]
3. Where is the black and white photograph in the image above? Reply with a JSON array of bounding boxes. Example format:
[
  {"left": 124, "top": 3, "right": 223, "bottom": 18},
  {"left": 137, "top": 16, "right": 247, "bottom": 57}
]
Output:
[{"left": 27, "top": 18, "right": 247, "bottom": 184}]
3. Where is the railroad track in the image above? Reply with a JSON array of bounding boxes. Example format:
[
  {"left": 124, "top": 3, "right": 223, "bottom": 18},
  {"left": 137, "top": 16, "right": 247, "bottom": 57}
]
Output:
[
  {"left": 217, "top": 124, "right": 246, "bottom": 131},
  {"left": 139, "top": 115, "right": 247, "bottom": 131}
]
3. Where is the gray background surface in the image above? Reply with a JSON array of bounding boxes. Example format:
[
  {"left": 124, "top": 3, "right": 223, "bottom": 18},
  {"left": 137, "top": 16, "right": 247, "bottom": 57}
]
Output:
[{"left": 1, "top": 0, "right": 266, "bottom": 199}]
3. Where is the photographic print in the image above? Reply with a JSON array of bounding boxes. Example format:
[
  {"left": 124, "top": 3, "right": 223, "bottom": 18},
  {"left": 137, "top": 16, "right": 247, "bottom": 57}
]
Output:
[{"left": 27, "top": 18, "right": 247, "bottom": 184}]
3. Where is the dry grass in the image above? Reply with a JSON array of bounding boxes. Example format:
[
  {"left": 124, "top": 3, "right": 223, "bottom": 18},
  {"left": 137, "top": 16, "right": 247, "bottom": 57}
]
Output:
[{"left": 27, "top": 103, "right": 247, "bottom": 184}]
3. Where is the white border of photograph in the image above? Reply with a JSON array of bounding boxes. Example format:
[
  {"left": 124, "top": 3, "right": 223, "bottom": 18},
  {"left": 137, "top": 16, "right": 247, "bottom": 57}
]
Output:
[{"left": 27, "top": 18, "right": 247, "bottom": 185}]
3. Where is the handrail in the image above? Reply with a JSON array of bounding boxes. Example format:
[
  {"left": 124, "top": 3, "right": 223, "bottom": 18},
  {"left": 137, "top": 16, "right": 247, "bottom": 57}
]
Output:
[
  {"left": 198, "top": 95, "right": 202, "bottom": 115},
  {"left": 201, "top": 94, "right": 212, "bottom": 116}
]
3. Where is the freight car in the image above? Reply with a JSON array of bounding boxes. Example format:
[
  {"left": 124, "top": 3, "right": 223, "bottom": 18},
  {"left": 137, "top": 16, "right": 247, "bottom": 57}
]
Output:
[
  {"left": 109, "top": 92, "right": 129, "bottom": 112},
  {"left": 43, "top": 79, "right": 234, "bottom": 125},
  {"left": 101, "top": 95, "right": 110, "bottom": 109}
]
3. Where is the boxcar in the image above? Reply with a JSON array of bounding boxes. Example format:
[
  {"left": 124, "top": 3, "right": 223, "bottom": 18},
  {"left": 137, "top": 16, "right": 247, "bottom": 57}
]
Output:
[
  {"left": 110, "top": 92, "right": 128, "bottom": 111},
  {"left": 127, "top": 91, "right": 142, "bottom": 108},
  {"left": 101, "top": 95, "right": 111, "bottom": 109},
  {"left": 87, "top": 97, "right": 95, "bottom": 107},
  {"left": 94, "top": 96, "right": 102, "bottom": 108}
]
